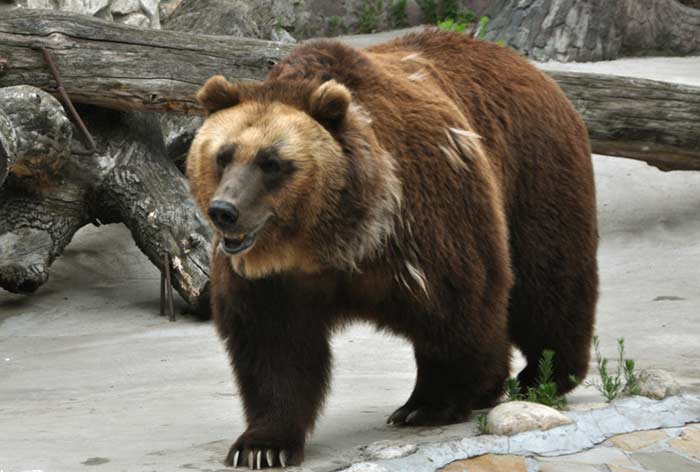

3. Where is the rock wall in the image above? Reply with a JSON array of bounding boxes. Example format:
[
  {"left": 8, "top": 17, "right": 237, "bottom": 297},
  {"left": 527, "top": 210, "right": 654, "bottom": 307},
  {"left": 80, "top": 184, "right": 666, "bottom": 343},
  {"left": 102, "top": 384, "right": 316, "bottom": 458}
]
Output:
[
  {"left": 4, "top": 0, "right": 483, "bottom": 38},
  {"left": 483, "top": 0, "right": 700, "bottom": 62},
  {"left": 10, "top": 0, "right": 161, "bottom": 28}
]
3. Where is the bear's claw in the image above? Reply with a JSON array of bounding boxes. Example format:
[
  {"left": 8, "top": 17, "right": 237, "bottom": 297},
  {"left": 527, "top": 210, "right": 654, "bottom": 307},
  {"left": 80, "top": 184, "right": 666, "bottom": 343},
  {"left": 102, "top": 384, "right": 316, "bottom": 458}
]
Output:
[
  {"left": 226, "top": 446, "right": 289, "bottom": 469},
  {"left": 388, "top": 402, "right": 466, "bottom": 427}
]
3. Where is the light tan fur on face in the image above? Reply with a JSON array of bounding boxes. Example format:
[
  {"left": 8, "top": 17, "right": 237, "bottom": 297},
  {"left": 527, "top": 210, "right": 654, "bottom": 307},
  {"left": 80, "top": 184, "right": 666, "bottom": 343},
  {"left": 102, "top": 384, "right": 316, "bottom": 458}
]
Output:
[{"left": 187, "top": 101, "right": 346, "bottom": 279}]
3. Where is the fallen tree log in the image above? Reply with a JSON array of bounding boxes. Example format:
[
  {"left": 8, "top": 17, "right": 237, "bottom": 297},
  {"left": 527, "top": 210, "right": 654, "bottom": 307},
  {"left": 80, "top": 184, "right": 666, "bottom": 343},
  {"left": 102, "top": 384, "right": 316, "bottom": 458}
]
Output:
[
  {"left": 548, "top": 71, "right": 700, "bottom": 171},
  {"left": 0, "top": 86, "right": 212, "bottom": 315},
  {"left": 1, "top": 11, "right": 698, "bottom": 171},
  {"left": 0, "top": 10, "right": 289, "bottom": 114}
]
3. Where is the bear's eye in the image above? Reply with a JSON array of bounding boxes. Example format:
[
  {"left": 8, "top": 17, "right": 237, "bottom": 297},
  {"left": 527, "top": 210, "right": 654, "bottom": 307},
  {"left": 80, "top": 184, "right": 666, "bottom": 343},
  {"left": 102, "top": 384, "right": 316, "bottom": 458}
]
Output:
[
  {"left": 215, "top": 144, "right": 236, "bottom": 171},
  {"left": 259, "top": 158, "right": 281, "bottom": 175},
  {"left": 256, "top": 147, "right": 283, "bottom": 175}
]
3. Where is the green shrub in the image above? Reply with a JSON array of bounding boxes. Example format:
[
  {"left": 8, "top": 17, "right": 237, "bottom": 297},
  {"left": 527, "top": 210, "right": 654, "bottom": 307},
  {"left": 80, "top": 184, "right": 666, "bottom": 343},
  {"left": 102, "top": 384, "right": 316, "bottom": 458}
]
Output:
[
  {"left": 416, "top": 0, "right": 438, "bottom": 24},
  {"left": 525, "top": 350, "right": 567, "bottom": 409},
  {"left": 389, "top": 0, "right": 408, "bottom": 28},
  {"left": 585, "top": 337, "right": 640, "bottom": 401},
  {"left": 356, "top": 0, "right": 384, "bottom": 34},
  {"left": 437, "top": 18, "right": 467, "bottom": 33},
  {"left": 475, "top": 413, "right": 488, "bottom": 434}
]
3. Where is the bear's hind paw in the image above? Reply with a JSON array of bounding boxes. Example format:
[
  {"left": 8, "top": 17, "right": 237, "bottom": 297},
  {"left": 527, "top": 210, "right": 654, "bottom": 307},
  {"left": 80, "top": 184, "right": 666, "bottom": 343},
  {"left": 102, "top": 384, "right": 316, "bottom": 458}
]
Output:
[{"left": 387, "top": 403, "right": 468, "bottom": 427}]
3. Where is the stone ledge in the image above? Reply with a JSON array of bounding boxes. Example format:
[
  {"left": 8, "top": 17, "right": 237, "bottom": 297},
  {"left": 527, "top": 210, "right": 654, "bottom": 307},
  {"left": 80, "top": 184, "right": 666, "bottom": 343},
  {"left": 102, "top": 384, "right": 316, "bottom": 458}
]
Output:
[{"left": 340, "top": 395, "right": 700, "bottom": 472}]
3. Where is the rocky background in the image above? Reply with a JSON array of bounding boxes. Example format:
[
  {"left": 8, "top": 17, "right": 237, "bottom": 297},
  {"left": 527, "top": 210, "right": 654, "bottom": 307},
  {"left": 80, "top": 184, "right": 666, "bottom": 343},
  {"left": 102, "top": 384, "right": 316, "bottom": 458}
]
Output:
[
  {"left": 5, "top": 0, "right": 699, "bottom": 63},
  {"left": 3, "top": 0, "right": 490, "bottom": 39}
]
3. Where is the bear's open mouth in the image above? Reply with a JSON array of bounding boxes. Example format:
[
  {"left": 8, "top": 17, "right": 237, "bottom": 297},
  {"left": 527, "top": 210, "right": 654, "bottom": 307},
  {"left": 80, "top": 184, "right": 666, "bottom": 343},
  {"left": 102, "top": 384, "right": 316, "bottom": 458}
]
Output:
[{"left": 221, "top": 233, "right": 256, "bottom": 255}]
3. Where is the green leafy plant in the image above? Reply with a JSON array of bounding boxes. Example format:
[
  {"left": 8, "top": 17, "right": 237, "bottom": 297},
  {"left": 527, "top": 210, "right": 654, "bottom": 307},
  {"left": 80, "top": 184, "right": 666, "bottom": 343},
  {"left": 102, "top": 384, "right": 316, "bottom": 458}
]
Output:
[
  {"left": 356, "top": 0, "right": 384, "bottom": 34},
  {"left": 475, "top": 413, "right": 488, "bottom": 434},
  {"left": 624, "top": 358, "right": 641, "bottom": 395},
  {"left": 585, "top": 336, "right": 639, "bottom": 401},
  {"left": 504, "top": 377, "right": 524, "bottom": 401},
  {"left": 437, "top": 18, "right": 467, "bottom": 33},
  {"left": 389, "top": 0, "right": 408, "bottom": 28},
  {"left": 525, "top": 350, "right": 567, "bottom": 409},
  {"left": 475, "top": 15, "right": 489, "bottom": 39}
]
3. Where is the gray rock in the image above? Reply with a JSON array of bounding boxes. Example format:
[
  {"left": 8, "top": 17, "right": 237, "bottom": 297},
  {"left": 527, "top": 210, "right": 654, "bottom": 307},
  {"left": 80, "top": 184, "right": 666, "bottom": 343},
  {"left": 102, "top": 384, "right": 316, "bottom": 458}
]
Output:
[
  {"left": 111, "top": 0, "right": 141, "bottom": 15},
  {"left": 14, "top": 0, "right": 57, "bottom": 8},
  {"left": 486, "top": 401, "right": 573, "bottom": 436},
  {"left": 118, "top": 11, "right": 150, "bottom": 28},
  {"left": 271, "top": 27, "right": 297, "bottom": 44},
  {"left": 158, "top": 0, "right": 182, "bottom": 21},
  {"left": 162, "top": 0, "right": 262, "bottom": 38},
  {"left": 364, "top": 440, "right": 417, "bottom": 460},
  {"left": 139, "top": 0, "right": 159, "bottom": 17},
  {"left": 638, "top": 369, "right": 681, "bottom": 400},
  {"left": 54, "top": 0, "right": 110, "bottom": 16}
]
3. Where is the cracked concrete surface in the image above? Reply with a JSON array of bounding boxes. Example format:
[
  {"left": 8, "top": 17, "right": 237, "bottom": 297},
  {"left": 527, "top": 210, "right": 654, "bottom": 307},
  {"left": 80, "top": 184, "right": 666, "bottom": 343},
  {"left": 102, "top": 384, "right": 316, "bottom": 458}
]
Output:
[{"left": 1, "top": 53, "right": 700, "bottom": 471}]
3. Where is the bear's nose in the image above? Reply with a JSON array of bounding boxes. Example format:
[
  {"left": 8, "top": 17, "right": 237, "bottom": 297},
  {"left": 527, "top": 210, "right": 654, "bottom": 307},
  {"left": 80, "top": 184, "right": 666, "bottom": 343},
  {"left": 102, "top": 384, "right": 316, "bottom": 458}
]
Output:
[{"left": 208, "top": 200, "right": 239, "bottom": 231}]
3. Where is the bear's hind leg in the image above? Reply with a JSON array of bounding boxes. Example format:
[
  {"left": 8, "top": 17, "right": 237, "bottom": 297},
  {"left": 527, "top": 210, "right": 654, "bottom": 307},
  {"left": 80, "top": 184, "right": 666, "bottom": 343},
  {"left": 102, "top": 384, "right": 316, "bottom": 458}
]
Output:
[{"left": 510, "top": 258, "right": 598, "bottom": 396}]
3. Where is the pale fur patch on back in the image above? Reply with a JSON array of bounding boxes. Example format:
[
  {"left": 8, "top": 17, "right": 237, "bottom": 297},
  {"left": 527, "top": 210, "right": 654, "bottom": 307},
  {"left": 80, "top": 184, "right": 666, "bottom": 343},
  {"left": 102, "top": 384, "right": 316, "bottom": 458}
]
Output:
[
  {"left": 441, "top": 127, "right": 487, "bottom": 171},
  {"left": 407, "top": 70, "right": 429, "bottom": 82},
  {"left": 404, "top": 261, "right": 429, "bottom": 297},
  {"left": 401, "top": 52, "right": 422, "bottom": 62},
  {"left": 449, "top": 127, "right": 485, "bottom": 159}
]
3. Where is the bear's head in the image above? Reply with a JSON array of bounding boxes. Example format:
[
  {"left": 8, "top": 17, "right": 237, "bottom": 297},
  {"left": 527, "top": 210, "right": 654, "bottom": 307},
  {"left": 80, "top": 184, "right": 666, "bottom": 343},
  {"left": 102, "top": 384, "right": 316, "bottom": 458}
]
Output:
[{"left": 187, "top": 76, "right": 401, "bottom": 279}]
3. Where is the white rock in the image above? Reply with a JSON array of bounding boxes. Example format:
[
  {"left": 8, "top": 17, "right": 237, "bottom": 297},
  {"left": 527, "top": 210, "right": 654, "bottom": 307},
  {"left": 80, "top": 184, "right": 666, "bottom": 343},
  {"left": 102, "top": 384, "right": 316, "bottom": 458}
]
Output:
[
  {"left": 16, "top": 0, "right": 55, "bottom": 8},
  {"left": 637, "top": 369, "right": 681, "bottom": 400},
  {"left": 138, "top": 0, "right": 159, "bottom": 17},
  {"left": 55, "top": 0, "right": 110, "bottom": 16},
  {"left": 364, "top": 440, "right": 417, "bottom": 460},
  {"left": 270, "top": 27, "right": 297, "bottom": 44},
  {"left": 111, "top": 0, "right": 140, "bottom": 15},
  {"left": 119, "top": 12, "right": 150, "bottom": 28},
  {"left": 486, "top": 401, "right": 573, "bottom": 436}
]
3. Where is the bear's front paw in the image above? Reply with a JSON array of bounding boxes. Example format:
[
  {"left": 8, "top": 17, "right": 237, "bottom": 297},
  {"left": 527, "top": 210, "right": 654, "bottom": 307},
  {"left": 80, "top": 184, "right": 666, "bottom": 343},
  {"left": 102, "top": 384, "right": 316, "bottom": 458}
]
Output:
[{"left": 225, "top": 429, "right": 303, "bottom": 469}]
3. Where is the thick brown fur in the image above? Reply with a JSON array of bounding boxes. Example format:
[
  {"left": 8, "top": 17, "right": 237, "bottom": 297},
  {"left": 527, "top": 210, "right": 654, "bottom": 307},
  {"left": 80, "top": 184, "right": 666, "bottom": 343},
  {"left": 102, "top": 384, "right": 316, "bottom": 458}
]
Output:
[{"left": 187, "top": 29, "right": 598, "bottom": 468}]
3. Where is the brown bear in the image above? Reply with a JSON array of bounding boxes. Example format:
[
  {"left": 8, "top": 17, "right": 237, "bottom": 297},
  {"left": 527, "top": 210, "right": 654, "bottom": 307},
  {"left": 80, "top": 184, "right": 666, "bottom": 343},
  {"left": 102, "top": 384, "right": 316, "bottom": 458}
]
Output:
[{"left": 186, "top": 29, "right": 598, "bottom": 468}]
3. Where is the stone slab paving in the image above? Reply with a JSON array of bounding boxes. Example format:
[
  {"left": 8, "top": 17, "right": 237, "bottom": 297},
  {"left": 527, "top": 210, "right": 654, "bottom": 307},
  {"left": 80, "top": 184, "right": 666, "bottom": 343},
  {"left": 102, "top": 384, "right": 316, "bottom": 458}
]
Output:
[
  {"left": 344, "top": 396, "right": 700, "bottom": 472},
  {"left": 438, "top": 423, "right": 700, "bottom": 472}
]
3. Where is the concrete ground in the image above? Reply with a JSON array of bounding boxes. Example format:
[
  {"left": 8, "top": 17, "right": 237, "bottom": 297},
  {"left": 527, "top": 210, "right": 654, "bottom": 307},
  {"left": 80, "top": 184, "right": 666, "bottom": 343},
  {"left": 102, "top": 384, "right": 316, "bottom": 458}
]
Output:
[{"left": 1, "top": 41, "right": 699, "bottom": 471}]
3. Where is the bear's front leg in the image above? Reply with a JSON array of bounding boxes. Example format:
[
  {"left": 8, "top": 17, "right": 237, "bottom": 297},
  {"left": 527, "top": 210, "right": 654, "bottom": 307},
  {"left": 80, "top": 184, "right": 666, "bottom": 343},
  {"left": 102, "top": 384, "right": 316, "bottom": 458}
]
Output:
[{"left": 212, "top": 269, "right": 332, "bottom": 468}]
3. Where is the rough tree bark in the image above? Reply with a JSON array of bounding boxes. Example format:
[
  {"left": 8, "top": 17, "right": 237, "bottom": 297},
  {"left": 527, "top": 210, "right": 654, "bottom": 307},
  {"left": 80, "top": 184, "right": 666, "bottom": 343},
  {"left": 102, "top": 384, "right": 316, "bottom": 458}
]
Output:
[
  {"left": 482, "top": 0, "right": 700, "bottom": 62},
  {"left": 548, "top": 72, "right": 700, "bottom": 171},
  {"left": 0, "top": 86, "right": 82, "bottom": 293},
  {"left": 0, "top": 106, "right": 17, "bottom": 187},
  {"left": 1, "top": 10, "right": 698, "bottom": 171},
  {"left": 0, "top": 86, "right": 212, "bottom": 315},
  {"left": 0, "top": 10, "right": 289, "bottom": 114}
]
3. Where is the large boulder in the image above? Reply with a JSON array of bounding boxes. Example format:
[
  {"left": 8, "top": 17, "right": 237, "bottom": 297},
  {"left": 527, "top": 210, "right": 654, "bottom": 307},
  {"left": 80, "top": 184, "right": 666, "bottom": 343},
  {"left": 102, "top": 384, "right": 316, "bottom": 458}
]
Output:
[
  {"left": 162, "top": 0, "right": 262, "bottom": 38},
  {"left": 637, "top": 369, "right": 681, "bottom": 400},
  {"left": 486, "top": 401, "right": 573, "bottom": 436}
]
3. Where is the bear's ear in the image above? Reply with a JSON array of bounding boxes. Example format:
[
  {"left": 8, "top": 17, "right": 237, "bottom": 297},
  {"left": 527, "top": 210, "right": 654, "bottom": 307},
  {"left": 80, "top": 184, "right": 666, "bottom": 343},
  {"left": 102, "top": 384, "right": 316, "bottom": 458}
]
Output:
[
  {"left": 309, "top": 80, "right": 351, "bottom": 129},
  {"left": 196, "top": 75, "right": 240, "bottom": 114}
]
